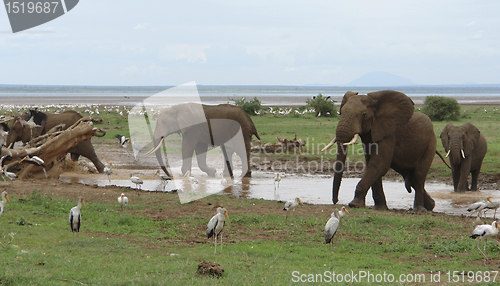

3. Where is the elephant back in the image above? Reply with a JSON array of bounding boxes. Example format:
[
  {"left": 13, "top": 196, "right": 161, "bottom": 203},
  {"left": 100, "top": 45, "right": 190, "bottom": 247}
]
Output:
[
  {"left": 43, "top": 110, "right": 83, "bottom": 134},
  {"left": 203, "top": 104, "right": 260, "bottom": 140}
]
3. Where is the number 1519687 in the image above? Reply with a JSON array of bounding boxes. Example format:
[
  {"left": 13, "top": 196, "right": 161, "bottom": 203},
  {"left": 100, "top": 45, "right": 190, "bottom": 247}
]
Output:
[{"left": 5, "top": 2, "right": 59, "bottom": 14}]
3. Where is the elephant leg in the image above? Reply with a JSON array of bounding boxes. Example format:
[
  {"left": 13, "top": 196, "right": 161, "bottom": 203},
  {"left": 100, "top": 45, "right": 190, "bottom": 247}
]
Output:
[
  {"left": 195, "top": 143, "right": 216, "bottom": 177},
  {"left": 243, "top": 135, "right": 252, "bottom": 177},
  {"left": 470, "top": 168, "right": 481, "bottom": 191},
  {"left": 371, "top": 177, "right": 388, "bottom": 210},
  {"left": 349, "top": 139, "right": 393, "bottom": 208},
  {"left": 457, "top": 159, "right": 472, "bottom": 192},
  {"left": 411, "top": 146, "right": 436, "bottom": 211},
  {"left": 69, "top": 139, "right": 105, "bottom": 173},
  {"left": 180, "top": 135, "right": 198, "bottom": 176},
  {"left": 221, "top": 146, "right": 235, "bottom": 177}
]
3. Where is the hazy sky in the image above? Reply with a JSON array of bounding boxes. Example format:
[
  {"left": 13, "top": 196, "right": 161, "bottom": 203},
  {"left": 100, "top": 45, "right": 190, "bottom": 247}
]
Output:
[{"left": 1, "top": 0, "right": 499, "bottom": 86}]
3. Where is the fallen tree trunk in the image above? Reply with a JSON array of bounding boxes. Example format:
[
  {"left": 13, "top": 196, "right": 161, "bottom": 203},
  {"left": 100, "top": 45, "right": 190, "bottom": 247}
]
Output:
[{"left": 1, "top": 118, "right": 97, "bottom": 179}]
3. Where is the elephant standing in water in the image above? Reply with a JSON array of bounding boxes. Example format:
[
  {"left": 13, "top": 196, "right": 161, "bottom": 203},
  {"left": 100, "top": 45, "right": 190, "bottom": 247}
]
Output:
[
  {"left": 6, "top": 110, "right": 106, "bottom": 173},
  {"left": 150, "top": 103, "right": 260, "bottom": 177},
  {"left": 440, "top": 122, "right": 487, "bottom": 192},
  {"left": 323, "top": 90, "right": 440, "bottom": 211}
]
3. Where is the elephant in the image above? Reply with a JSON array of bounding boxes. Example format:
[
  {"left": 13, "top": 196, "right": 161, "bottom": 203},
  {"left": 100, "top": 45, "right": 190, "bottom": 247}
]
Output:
[
  {"left": 5, "top": 110, "right": 106, "bottom": 173},
  {"left": 324, "top": 90, "right": 440, "bottom": 211},
  {"left": 440, "top": 122, "right": 487, "bottom": 192},
  {"left": 150, "top": 103, "right": 260, "bottom": 178}
]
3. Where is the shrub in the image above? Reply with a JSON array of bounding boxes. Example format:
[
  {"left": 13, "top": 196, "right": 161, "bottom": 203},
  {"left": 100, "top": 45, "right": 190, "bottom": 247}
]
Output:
[
  {"left": 422, "top": 96, "right": 461, "bottom": 121},
  {"left": 229, "top": 97, "right": 262, "bottom": 116},
  {"left": 305, "top": 94, "right": 336, "bottom": 117}
]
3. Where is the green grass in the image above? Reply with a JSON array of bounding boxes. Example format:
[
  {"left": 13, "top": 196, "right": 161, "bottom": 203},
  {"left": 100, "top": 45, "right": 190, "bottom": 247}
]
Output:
[{"left": 1, "top": 191, "right": 499, "bottom": 285}]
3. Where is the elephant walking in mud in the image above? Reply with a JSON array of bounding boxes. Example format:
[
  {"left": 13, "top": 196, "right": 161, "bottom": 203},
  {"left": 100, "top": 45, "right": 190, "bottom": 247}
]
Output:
[
  {"left": 6, "top": 110, "right": 106, "bottom": 173},
  {"left": 150, "top": 103, "right": 260, "bottom": 178},
  {"left": 440, "top": 122, "right": 487, "bottom": 192},
  {"left": 323, "top": 90, "right": 443, "bottom": 211}
]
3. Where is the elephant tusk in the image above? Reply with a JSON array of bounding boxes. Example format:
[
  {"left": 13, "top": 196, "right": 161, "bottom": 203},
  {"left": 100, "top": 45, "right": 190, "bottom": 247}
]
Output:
[
  {"left": 445, "top": 150, "right": 450, "bottom": 157},
  {"left": 461, "top": 149, "right": 466, "bottom": 158},
  {"left": 343, "top": 133, "right": 359, "bottom": 146},
  {"left": 321, "top": 137, "right": 337, "bottom": 152},
  {"left": 145, "top": 137, "right": 164, "bottom": 155}
]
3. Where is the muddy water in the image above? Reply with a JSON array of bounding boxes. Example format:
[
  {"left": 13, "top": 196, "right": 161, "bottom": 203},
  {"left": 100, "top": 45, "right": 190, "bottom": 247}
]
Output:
[{"left": 59, "top": 169, "right": 500, "bottom": 217}]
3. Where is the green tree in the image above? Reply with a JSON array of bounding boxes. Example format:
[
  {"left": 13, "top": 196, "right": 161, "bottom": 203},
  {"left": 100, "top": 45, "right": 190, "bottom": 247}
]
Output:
[
  {"left": 305, "top": 94, "right": 336, "bottom": 117},
  {"left": 422, "top": 96, "right": 461, "bottom": 121},
  {"left": 229, "top": 96, "right": 262, "bottom": 116}
]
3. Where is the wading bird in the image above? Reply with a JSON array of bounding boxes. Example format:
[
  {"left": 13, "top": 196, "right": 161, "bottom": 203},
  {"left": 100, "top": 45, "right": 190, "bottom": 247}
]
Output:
[
  {"left": 118, "top": 193, "right": 128, "bottom": 209},
  {"left": 69, "top": 197, "right": 86, "bottom": 235},
  {"left": 184, "top": 171, "right": 199, "bottom": 184},
  {"left": 103, "top": 163, "right": 113, "bottom": 182},
  {"left": 470, "top": 221, "right": 500, "bottom": 266},
  {"left": 130, "top": 175, "right": 143, "bottom": 190},
  {"left": 283, "top": 197, "right": 303, "bottom": 222},
  {"left": 115, "top": 134, "right": 129, "bottom": 147},
  {"left": 21, "top": 155, "right": 45, "bottom": 167},
  {"left": 467, "top": 198, "right": 491, "bottom": 218},
  {"left": 325, "top": 207, "right": 350, "bottom": 249},
  {"left": 220, "top": 171, "right": 227, "bottom": 186},
  {"left": 206, "top": 207, "right": 230, "bottom": 254},
  {"left": 274, "top": 173, "right": 281, "bottom": 191},
  {"left": 0, "top": 191, "right": 12, "bottom": 217},
  {"left": 483, "top": 198, "right": 500, "bottom": 219}
]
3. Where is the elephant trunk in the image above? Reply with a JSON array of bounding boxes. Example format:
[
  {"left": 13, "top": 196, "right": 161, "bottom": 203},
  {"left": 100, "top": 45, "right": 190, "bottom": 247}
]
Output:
[
  {"left": 332, "top": 142, "right": 348, "bottom": 204},
  {"left": 450, "top": 141, "right": 463, "bottom": 163}
]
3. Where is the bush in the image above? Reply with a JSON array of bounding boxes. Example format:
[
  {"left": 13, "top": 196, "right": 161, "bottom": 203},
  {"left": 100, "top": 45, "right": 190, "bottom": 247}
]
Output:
[
  {"left": 229, "top": 97, "right": 262, "bottom": 116},
  {"left": 306, "top": 94, "right": 336, "bottom": 117},
  {"left": 422, "top": 96, "right": 461, "bottom": 121}
]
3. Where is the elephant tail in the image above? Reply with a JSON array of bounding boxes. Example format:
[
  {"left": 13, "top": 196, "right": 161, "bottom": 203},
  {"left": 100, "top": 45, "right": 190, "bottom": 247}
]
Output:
[
  {"left": 435, "top": 151, "right": 451, "bottom": 169},
  {"left": 251, "top": 125, "right": 261, "bottom": 141},
  {"left": 93, "top": 129, "right": 106, "bottom": 137}
]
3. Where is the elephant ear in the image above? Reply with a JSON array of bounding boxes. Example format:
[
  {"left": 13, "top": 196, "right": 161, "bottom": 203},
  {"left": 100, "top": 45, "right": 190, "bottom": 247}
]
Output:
[
  {"left": 175, "top": 103, "right": 207, "bottom": 133},
  {"left": 440, "top": 123, "right": 454, "bottom": 152},
  {"left": 463, "top": 122, "right": 480, "bottom": 157},
  {"left": 368, "top": 90, "right": 415, "bottom": 142},
  {"left": 340, "top": 91, "right": 358, "bottom": 115}
]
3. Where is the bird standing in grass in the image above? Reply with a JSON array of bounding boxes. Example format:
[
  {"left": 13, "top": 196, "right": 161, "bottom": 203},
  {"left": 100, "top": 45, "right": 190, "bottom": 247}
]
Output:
[
  {"left": 118, "top": 193, "right": 128, "bottom": 209},
  {"left": 325, "top": 207, "right": 350, "bottom": 249},
  {"left": 206, "top": 207, "right": 230, "bottom": 254},
  {"left": 69, "top": 197, "right": 86, "bottom": 235},
  {"left": 115, "top": 134, "right": 129, "bottom": 147},
  {"left": 0, "top": 191, "right": 12, "bottom": 217},
  {"left": 283, "top": 197, "right": 303, "bottom": 222},
  {"left": 470, "top": 221, "right": 500, "bottom": 266}
]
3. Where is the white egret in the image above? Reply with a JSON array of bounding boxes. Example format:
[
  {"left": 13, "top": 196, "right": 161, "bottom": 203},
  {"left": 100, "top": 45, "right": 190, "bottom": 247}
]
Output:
[
  {"left": 470, "top": 221, "right": 500, "bottom": 265},
  {"left": 0, "top": 191, "right": 12, "bottom": 217},
  {"left": 220, "top": 171, "right": 227, "bottom": 185},
  {"left": 325, "top": 207, "right": 350, "bottom": 249},
  {"left": 118, "top": 193, "right": 129, "bottom": 209},
  {"left": 206, "top": 207, "right": 230, "bottom": 254},
  {"left": 283, "top": 197, "right": 303, "bottom": 221},
  {"left": 69, "top": 197, "right": 86, "bottom": 234}
]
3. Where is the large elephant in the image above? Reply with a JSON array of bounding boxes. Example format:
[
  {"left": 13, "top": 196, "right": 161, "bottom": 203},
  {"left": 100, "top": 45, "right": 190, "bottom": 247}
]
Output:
[
  {"left": 151, "top": 103, "right": 260, "bottom": 177},
  {"left": 324, "top": 90, "right": 438, "bottom": 211},
  {"left": 6, "top": 110, "right": 106, "bottom": 173},
  {"left": 440, "top": 122, "right": 487, "bottom": 192}
]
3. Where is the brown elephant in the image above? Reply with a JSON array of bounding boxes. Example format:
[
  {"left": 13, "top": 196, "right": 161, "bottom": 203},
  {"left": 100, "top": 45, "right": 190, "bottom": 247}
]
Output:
[
  {"left": 150, "top": 103, "right": 260, "bottom": 177},
  {"left": 440, "top": 122, "right": 487, "bottom": 192},
  {"left": 6, "top": 110, "right": 106, "bottom": 173},
  {"left": 323, "top": 90, "right": 439, "bottom": 211}
]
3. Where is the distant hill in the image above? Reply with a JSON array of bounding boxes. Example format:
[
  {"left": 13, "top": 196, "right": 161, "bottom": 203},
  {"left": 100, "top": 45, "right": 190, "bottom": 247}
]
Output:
[{"left": 347, "top": 71, "right": 416, "bottom": 87}]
